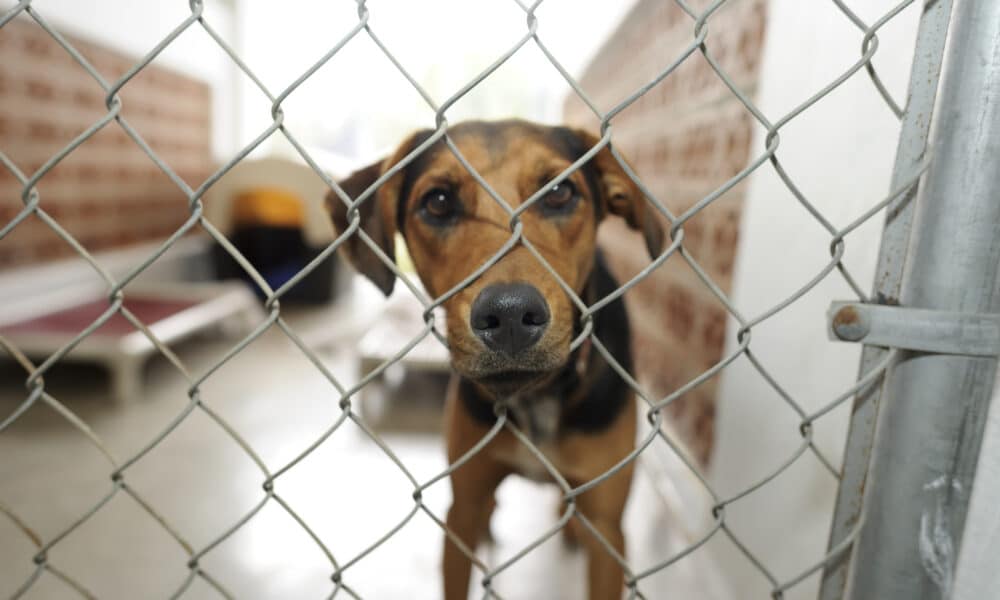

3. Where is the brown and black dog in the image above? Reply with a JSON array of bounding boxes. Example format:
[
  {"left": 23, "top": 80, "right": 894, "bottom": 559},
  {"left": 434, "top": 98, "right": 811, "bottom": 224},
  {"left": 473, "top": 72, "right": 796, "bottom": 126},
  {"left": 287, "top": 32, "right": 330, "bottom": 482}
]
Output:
[{"left": 326, "top": 119, "right": 664, "bottom": 600}]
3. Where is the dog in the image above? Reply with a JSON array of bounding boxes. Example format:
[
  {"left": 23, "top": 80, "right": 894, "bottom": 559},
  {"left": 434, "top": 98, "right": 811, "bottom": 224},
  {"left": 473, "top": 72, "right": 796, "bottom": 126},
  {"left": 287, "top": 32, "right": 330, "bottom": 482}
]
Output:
[{"left": 326, "top": 119, "right": 664, "bottom": 600}]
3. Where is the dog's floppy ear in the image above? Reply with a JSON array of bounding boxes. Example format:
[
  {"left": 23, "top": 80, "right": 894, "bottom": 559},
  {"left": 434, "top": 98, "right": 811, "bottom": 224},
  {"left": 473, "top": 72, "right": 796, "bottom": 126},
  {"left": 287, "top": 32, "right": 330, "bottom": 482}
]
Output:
[
  {"left": 573, "top": 129, "right": 665, "bottom": 259},
  {"left": 325, "top": 130, "right": 431, "bottom": 296}
]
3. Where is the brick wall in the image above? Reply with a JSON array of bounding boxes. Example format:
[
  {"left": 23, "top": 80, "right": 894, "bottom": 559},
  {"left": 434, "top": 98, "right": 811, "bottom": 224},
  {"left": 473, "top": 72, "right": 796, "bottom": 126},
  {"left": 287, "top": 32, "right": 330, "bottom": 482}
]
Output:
[
  {"left": 564, "top": 0, "right": 767, "bottom": 465},
  {"left": 0, "top": 18, "right": 212, "bottom": 269}
]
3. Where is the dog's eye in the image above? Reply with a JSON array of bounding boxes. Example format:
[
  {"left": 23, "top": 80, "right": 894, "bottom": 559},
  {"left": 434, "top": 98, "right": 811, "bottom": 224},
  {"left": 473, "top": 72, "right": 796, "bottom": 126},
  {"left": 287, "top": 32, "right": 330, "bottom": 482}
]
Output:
[
  {"left": 540, "top": 181, "right": 579, "bottom": 214},
  {"left": 419, "top": 188, "right": 459, "bottom": 224}
]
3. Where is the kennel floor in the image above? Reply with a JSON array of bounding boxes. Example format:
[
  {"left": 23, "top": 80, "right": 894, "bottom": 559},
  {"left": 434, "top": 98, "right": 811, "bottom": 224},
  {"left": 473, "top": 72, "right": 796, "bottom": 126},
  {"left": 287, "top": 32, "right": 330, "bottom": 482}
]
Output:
[{"left": 0, "top": 287, "right": 729, "bottom": 599}]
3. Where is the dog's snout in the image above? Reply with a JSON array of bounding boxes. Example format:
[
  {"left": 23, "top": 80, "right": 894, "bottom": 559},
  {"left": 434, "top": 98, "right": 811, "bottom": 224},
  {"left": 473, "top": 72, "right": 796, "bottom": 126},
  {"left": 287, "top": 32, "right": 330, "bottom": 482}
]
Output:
[{"left": 470, "top": 283, "right": 550, "bottom": 356}]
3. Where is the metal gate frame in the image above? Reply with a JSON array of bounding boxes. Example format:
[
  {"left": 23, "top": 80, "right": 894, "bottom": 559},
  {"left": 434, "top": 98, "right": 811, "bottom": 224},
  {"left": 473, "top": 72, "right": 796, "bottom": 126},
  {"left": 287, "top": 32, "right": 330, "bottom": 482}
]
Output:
[{"left": 821, "top": 0, "right": 1000, "bottom": 598}]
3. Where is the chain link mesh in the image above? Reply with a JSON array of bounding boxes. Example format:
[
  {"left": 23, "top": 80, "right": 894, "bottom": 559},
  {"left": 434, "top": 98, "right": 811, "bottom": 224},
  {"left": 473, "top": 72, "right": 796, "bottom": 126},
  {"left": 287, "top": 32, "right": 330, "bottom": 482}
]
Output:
[{"left": 0, "top": 0, "right": 927, "bottom": 598}]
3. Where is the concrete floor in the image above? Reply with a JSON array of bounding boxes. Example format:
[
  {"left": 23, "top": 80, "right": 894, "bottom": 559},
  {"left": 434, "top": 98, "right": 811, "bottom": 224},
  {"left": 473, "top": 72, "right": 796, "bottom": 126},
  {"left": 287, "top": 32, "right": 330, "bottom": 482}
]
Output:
[{"left": 0, "top": 286, "right": 731, "bottom": 600}]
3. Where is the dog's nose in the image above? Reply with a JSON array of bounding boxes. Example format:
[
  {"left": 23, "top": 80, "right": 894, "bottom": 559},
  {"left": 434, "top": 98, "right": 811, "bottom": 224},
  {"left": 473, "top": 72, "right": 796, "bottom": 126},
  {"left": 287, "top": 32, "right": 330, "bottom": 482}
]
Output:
[{"left": 470, "top": 283, "right": 550, "bottom": 356}]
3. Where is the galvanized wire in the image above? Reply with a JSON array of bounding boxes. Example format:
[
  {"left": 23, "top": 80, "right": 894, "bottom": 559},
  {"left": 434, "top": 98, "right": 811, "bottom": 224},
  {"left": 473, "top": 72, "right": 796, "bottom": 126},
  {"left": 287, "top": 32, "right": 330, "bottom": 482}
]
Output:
[{"left": 0, "top": 0, "right": 924, "bottom": 598}]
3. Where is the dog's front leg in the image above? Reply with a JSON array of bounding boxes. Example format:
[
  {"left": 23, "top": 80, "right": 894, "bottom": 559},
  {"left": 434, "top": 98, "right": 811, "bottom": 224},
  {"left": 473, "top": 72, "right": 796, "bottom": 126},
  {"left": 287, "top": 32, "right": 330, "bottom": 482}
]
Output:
[
  {"left": 442, "top": 381, "right": 509, "bottom": 600},
  {"left": 443, "top": 454, "right": 507, "bottom": 600},
  {"left": 578, "top": 514, "right": 626, "bottom": 600},
  {"left": 575, "top": 461, "right": 634, "bottom": 600}
]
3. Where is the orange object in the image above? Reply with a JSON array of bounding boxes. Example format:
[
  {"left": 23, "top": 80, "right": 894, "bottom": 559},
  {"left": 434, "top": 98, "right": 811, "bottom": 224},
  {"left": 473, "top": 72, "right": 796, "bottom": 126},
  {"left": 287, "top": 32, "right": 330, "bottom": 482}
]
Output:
[{"left": 231, "top": 187, "right": 305, "bottom": 228}]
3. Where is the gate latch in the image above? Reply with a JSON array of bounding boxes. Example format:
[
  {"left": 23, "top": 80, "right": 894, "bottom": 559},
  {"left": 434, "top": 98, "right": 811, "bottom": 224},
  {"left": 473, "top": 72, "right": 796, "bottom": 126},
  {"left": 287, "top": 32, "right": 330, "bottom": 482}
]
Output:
[{"left": 827, "top": 301, "right": 1000, "bottom": 356}]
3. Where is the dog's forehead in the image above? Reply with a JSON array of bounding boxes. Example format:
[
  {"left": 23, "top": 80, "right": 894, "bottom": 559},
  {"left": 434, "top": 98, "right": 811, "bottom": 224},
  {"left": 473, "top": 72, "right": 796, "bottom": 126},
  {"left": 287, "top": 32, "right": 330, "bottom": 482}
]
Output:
[{"left": 421, "top": 120, "right": 580, "bottom": 174}]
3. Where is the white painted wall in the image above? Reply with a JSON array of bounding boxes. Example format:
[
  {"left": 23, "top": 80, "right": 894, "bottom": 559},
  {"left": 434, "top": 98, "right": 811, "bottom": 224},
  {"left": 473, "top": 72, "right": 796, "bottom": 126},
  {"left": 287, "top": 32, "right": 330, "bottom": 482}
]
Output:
[
  {"left": 16, "top": 0, "right": 239, "bottom": 160},
  {"left": 954, "top": 392, "right": 1000, "bottom": 598},
  {"left": 705, "top": 1, "right": 921, "bottom": 598},
  {"left": 232, "top": 0, "right": 633, "bottom": 169}
]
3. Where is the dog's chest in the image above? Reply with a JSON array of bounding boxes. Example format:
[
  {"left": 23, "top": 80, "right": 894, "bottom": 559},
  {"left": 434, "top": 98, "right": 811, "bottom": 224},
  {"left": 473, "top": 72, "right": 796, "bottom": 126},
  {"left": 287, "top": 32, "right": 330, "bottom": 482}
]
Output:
[
  {"left": 497, "top": 441, "right": 557, "bottom": 482},
  {"left": 493, "top": 395, "right": 578, "bottom": 483}
]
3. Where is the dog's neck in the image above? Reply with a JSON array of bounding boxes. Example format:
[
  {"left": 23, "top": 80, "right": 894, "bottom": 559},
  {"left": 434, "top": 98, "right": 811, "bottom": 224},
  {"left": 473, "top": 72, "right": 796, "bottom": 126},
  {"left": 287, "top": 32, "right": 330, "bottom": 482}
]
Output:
[{"left": 504, "top": 393, "right": 562, "bottom": 442}]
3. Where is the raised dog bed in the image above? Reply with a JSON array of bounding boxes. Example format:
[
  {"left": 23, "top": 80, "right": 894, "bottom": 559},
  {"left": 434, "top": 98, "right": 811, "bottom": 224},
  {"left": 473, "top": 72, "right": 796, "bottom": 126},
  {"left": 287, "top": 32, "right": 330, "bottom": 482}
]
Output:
[{"left": 0, "top": 282, "right": 262, "bottom": 402}]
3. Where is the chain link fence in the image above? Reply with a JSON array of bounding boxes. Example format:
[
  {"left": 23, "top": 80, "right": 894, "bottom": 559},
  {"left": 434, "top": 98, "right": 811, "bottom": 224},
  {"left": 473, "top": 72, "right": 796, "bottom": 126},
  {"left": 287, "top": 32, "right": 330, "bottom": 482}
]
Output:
[{"left": 0, "top": 0, "right": 949, "bottom": 598}]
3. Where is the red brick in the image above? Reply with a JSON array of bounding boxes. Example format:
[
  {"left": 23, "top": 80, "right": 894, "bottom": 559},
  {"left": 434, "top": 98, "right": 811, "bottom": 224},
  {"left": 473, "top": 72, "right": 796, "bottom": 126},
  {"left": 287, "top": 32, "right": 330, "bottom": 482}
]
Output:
[
  {"left": 25, "top": 79, "right": 55, "bottom": 100},
  {"left": 664, "top": 284, "right": 695, "bottom": 341},
  {"left": 26, "top": 120, "right": 59, "bottom": 142},
  {"left": 23, "top": 33, "right": 52, "bottom": 58},
  {"left": 0, "top": 203, "right": 20, "bottom": 221},
  {"left": 73, "top": 87, "right": 103, "bottom": 108},
  {"left": 34, "top": 238, "right": 68, "bottom": 260},
  {"left": 700, "top": 305, "right": 728, "bottom": 359}
]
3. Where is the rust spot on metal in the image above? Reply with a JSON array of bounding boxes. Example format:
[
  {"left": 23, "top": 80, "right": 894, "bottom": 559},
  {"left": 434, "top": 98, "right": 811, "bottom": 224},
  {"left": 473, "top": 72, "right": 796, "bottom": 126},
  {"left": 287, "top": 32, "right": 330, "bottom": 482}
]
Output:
[
  {"left": 875, "top": 292, "right": 900, "bottom": 306},
  {"left": 833, "top": 305, "right": 860, "bottom": 328},
  {"left": 832, "top": 304, "right": 870, "bottom": 342}
]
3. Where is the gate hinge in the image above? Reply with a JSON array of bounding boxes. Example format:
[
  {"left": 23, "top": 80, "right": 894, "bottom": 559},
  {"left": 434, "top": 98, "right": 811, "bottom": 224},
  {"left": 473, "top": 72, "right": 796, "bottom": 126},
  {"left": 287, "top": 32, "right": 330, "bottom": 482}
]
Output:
[{"left": 827, "top": 301, "right": 1000, "bottom": 356}]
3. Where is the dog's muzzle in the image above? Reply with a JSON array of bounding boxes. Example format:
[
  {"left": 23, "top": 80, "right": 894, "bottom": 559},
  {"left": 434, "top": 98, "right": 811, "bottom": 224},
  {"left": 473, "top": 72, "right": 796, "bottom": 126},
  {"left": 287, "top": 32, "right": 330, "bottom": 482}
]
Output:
[{"left": 470, "top": 282, "right": 550, "bottom": 356}]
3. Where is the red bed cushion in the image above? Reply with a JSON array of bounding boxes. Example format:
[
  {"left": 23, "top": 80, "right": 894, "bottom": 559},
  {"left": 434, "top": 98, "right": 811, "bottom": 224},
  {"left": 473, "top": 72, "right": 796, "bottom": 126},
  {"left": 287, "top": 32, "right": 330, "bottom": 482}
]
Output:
[{"left": 2, "top": 298, "right": 199, "bottom": 338}]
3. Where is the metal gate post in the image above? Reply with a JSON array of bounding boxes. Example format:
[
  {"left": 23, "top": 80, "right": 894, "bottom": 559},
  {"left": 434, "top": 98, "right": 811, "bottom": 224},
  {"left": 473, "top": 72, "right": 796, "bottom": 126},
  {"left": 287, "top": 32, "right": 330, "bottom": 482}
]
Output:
[
  {"left": 819, "top": 0, "right": 953, "bottom": 597},
  {"left": 840, "top": 1, "right": 1000, "bottom": 598}
]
